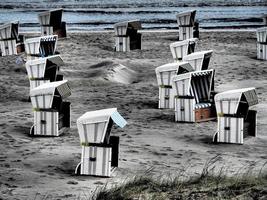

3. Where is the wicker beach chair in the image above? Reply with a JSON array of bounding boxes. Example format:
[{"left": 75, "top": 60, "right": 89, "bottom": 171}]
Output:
[
  {"left": 25, "top": 55, "right": 64, "bottom": 90},
  {"left": 172, "top": 69, "right": 216, "bottom": 122},
  {"left": 182, "top": 50, "right": 213, "bottom": 71},
  {"left": 114, "top": 20, "right": 142, "bottom": 52},
  {"left": 24, "top": 35, "right": 58, "bottom": 60},
  {"left": 213, "top": 88, "right": 258, "bottom": 144},
  {"left": 170, "top": 38, "right": 198, "bottom": 62},
  {"left": 155, "top": 62, "right": 194, "bottom": 109},
  {"left": 256, "top": 27, "right": 267, "bottom": 60},
  {"left": 29, "top": 80, "right": 71, "bottom": 136},
  {"left": 0, "top": 21, "right": 24, "bottom": 56},
  {"left": 75, "top": 108, "right": 127, "bottom": 177},
  {"left": 38, "top": 8, "right": 67, "bottom": 37}
]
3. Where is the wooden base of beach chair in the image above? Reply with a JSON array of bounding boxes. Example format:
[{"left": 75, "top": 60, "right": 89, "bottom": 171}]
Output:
[
  {"left": 115, "top": 36, "right": 130, "bottom": 52},
  {"left": 257, "top": 43, "right": 267, "bottom": 60},
  {"left": 179, "top": 26, "right": 193, "bottom": 41},
  {"left": 0, "top": 39, "right": 17, "bottom": 56},
  {"left": 158, "top": 87, "right": 174, "bottom": 109}
]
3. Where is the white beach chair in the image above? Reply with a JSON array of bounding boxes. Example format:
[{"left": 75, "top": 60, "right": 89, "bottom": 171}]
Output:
[
  {"left": 155, "top": 62, "right": 194, "bottom": 109},
  {"left": 256, "top": 27, "right": 267, "bottom": 60},
  {"left": 24, "top": 35, "right": 58, "bottom": 60},
  {"left": 176, "top": 10, "right": 198, "bottom": 41},
  {"left": 25, "top": 55, "right": 64, "bottom": 90},
  {"left": 170, "top": 38, "right": 198, "bottom": 62},
  {"left": 172, "top": 69, "right": 216, "bottom": 122},
  {"left": 75, "top": 108, "right": 127, "bottom": 177},
  {"left": 213, "top": 88, "right": 258, "bottom": 144},
  {"left": 29, "top": 80, "right": 71, "bottom": 136},
  {"left": 0, "top": 21, "right": 24, "bottom": 56},
  {"left": 38, "top": 8, "right": 66, "bottom": 37},
  {"left": 183, "top": 50, "right": 213, "bottom": 71},
  {"left": 114, "top": 20, "right": 142, "bottom": 52}
]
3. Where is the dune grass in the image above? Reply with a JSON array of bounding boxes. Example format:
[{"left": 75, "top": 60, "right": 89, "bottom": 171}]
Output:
[{"left": 94, "top": 157, "right": 267, "bottom": 200}]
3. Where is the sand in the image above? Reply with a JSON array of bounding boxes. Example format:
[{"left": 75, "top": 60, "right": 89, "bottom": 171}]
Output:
[{"left": 0, "top": 30, "right": 267, "bottom": 199}]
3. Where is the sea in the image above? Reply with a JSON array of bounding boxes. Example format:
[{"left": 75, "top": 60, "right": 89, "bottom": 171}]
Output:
[{"left": 0, "top": 0, "right": 267, "bottom": 32}]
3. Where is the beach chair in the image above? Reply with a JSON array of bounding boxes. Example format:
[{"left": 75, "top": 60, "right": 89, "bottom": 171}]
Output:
[
  {"left": 29, "top": 80, "right": 71, "bottom": 136},
  {"left": 155, "top": 62, "right": 194, "bottom": 109},
  {"left": 114, "top": 20, "right": 142, "bottom": 52},
  {"left": 262, "top": 14, "right": 267, "bottom": 26},
  {"left": 75, "top": 108, "right": 127, "bottom": 177},
  {"left": 24, "top": 35, "right": 58, "bottom": 60},
  {"left": 0, "top": 21, "right": 24, "bottom": 56},
  {"left": 38, "top": 8, "right": 67, "bottom": 38},
  {"left": 213, "top": 88, "right": 258, "bottom": 144},
  {"left": 170, "top": 38, "right": 198, "bottom": 62},
  {"left": 25, "top": 55, "right": 64, "bottom": 90},
  {"left": 182, "top": 50, "right": 213, "bottom": 71},
  {"left": 176, "top": 10, "right": 199, "bottom": 40},
  {"left": 256, "top": 27, "right": 267, "bottom": 60},
  {"left": 172, "top": 69, "right": 216, "bottom": 122}
]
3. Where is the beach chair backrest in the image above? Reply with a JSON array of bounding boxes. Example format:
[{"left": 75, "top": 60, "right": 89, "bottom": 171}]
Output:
[
  {"left": 256, "top": 27, "right": 267, "bottom": 43},
  {"left": 176, "top": 10, "right": 196, "bottom": 26},
  {"left": 170, "top": 38, "right": 197, "bottom": 61},
  {"left": 114, "top": 20, "right": 141, "bottom": 36},
  {"left": 215, "top": 88, "right": 258, "bottom": 116},
  {"left": 38, "top": 9, "right": 63, "bottom": 28},
  {"left": 183, "top": 50, "right": 213, "bottom": 71},
  {"left": 155, "top": 63, "right": 180, "bottom": 86},
  {"left": 77, "top": 108, "right": 127, "bottom": 144},
  {"left": 30, "top": 80, "right": 71, "bottom": 109}
]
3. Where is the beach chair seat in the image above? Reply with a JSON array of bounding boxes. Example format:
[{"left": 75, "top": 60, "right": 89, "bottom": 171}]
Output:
[
  {"left": 172, "top": 69, "right": 216, "bottom": 122},
  {"left": 30, "top": 80, "right": 71, "bottom": 136},
  {"left": 114, "top": 20, "right": 142, "bottom": 52},
  {"left": 155, "top": 62, "right": 193, "bottom": 109},
  {"left": 183, "top": 50, "right": 213, "bottom": 71},
  {"left": 25, "top": 35, "right": 58, "bottom": 60},
  {"left": 170, "top": 38, "right": 198, "bottom": 62},
  {"left": 75, "top": 108, "right": 127, "bottom": 177},
  {"left": 213, "top": 88, "right": 258, "bottom": 144},
  {"left": 38, "top": 9, "right": 67, "bottom": 37}
]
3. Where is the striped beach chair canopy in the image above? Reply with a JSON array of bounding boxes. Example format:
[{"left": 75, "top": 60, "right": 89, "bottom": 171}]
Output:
[
  {"left": 170, "top": 38, "right": 198, "bottom": 61},
  {"left": 256, "top": 27, "right": 267, "bottom": 43},
  {"left": 25, "top": 55, "right": 63, "bottom": 79},
  {"left": 24, "top": 35, "right": 58, "bottom": 57},
  {"left": 176, "top": 10, "right": 196, "bottom": 27},
  {"left": 30, "top": 80, "right": 71, "bottom": 109},
  {"left": 38, "top": 8, "right": 63, "bottom": 27},
  {"left": 172, "top": 69, "right": 214, "bottom": 104},
  {"left": 0, "top": 21, "right": 19, "bottom": 40},
  {"left": 77, "top": 108, "right": 127, "bottom": 144},
  {"left": 155, "top": 62, "right": 193, "bottom": 87},
  {"left": 114, "top": 20, "right": 142, "bottom": 36},
  {"left": 183, "top": 50, "right": 213, "bottom": 71},
  {"left": 215, "top": 88, "right": 258, "bottom": 116}
]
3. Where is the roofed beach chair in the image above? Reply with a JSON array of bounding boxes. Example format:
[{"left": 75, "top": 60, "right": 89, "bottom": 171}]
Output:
[
  {"left": 170, "top": 38, "right": 198, "bottom": 62},
  {"left": 114, "top": 20, "right": 142, "bottom": 52},
  {"left": 75, "top": 108, "right": 127, "bottom": 177},
  {"left": 38, "top": 8, "right": 67, "bottom": 38},
  {"left": 0, "top": 21, "right": 24, "bottom": 56},
  {"left": 213, "top": 88, "right": 258, "bottom": 144},
  {"left": 256, "top": 27, "right": 267, "bottom": 60},
  {"left": 155, "top": 62, "right": 194, "bottom": 109},
  {"left": 172, "top": 69, "right": 216, "bottom": 122},
  {"left": 25, "top": 55, "right": 64, "bottom": 90},
  {"left": 183, "top": 50, "right": 213, "bottom": 71},
  {"left": 24, "top": 35, "right": 58, "bottom": 60},
  {"left": 29, "top": 80, "right": 71, "bottom": 136},
  {"left": 176, "top": 10, "right": 199, "bottom": 41}
]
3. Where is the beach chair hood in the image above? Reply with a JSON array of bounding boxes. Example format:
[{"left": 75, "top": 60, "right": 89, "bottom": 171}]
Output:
[
  {"left": 176, "top": 10, "right": 196, "bottom": 26},
  {"left": 183, "top": 50, "right": 213, "bottom": 71},
  {"left": 77, "top": 108, "right": 127, "bottom": 144},
  {"left": 170, "top": 38, "right": 198, "bottom": 61},
  {"left": 155, "top": 62, "right": 193, "bottom": 86},
  {"left": 172, "top": 69, "right": 214, "bottom": 102},
  {"left": 0, "top": 21, "right": 19, "bottom": 40},
  {"left": 114, "top": 20, "right": 142, "bottom": 36},
  {"left": 25, "top": 55, "right": 63, "bottom": 79},
  {"left": 30, "top": 80, "right": 71, "bottom": 109},
  {"left": 38, "top": 8, "right": 63, "bottom": 26},
  {"left": 215, "top": 88, "right": 258, "bottom": 115},
  {"left": 256, "top": 27, "right": 267, "bottom": 43}
]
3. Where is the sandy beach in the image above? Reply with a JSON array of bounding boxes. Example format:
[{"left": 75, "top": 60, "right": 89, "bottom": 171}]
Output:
[{"left": 0, "top": 30, "right": 267, "bottom": 199}]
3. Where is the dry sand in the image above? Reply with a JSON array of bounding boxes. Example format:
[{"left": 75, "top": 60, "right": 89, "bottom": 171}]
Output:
[{"left": 0, "top": 30, "right": 267, "bottom": 199}]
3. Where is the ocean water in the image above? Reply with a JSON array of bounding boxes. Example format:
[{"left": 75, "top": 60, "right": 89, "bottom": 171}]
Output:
[{"left": 0, "top": 0, "right": 266, "bottom": 32}]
